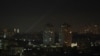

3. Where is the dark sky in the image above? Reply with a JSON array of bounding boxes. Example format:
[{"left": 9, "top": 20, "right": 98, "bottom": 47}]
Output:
[{"left": 0, "top": 0, "right": 100, "bottom": 33}]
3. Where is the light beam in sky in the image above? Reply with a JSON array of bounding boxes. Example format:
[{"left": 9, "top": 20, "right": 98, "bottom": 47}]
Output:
[
  {"left": 25, "top": 1, "right": 61, "bottom": 33},
  {"left": 25, "top": 10, "right": 53, "bottom": 33}
]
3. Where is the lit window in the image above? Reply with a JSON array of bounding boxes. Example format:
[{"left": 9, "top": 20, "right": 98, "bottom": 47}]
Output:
[
  {"left": 69, "top": 31, "right": 72, "bottom": 34},
  {"left": 23, "top": 39, "right": 26, "bottom": 41},
  {"left": 4, "top": 34, "right": 6, "bottom": 38}
]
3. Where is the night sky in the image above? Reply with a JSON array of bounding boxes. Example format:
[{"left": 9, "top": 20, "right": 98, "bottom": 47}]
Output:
[{"left": 0, "top": 0, "right": 100, "bottom": 33}]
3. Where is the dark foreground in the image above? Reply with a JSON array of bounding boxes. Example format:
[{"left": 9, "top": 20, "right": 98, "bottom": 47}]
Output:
[{"left": 0, "top": 46, "right": 100, "bottom": 56}]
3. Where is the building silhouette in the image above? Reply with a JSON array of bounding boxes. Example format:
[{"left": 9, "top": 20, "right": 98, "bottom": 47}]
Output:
[
  {"left": 59, "top": 23, "right": 72, "bottom": 46},
  {"left": 79, "top": 24, "right": 100, "bottom": 34},
  {"left": 43, "top": 24, "right": 55, "bottom": 46}
]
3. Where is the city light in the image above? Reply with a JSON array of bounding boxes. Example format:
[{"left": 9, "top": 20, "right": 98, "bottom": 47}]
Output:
[
  {"left": 0, "top": 24, "right": 99, "bottom": 56},
  {"left": 71, "top": 43, "right": 78, "bottom": 47}
]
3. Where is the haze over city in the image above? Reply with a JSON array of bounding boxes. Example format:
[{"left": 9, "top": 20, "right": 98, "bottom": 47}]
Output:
[{"left": 0, "top": 0, "right": 100, "bottom": 33}]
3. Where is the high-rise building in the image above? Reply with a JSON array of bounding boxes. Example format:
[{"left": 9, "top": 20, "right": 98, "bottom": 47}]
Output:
[
  {"left": 0, "top": 28, "right": 20, "bottom": 38},
  {"left": 59, "top": 23, "right": 72, "bottom": 47},
  {"left": 79, "top": 24, "right": 100, "bottom": 34},
  {"left": 43, "top": 24, "right": 55, "bottom": 46}
]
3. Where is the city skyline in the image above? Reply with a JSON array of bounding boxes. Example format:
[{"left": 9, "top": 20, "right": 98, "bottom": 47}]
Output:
[{"left": 0, "top": 0, "right": 100, "bottom": 33}]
